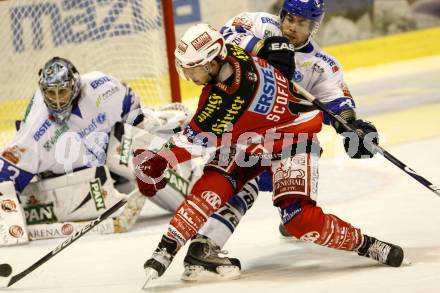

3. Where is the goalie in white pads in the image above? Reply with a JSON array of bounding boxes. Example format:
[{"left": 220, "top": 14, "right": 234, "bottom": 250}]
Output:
[
  {"left": 0, "top": 57, "right": 193, "bottom": 244},
  {"left": 0, "top": 57, "right": 146, "bottom": 245}
]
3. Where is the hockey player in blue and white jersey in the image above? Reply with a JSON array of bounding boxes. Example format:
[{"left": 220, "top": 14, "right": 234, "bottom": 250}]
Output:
[
  {"left": 220, "top": 3, "right": 362, "bottom": 239},
  {"left": 220, "top": 5, "right": 357, "bottom": 127},
  {"left": 179, "top": 0, "right": 398, "bottom": 282}
]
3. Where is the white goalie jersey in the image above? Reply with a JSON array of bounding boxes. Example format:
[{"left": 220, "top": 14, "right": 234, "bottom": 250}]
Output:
[{"left": 0, "top": 71, "right": 140, "bottom": 193}]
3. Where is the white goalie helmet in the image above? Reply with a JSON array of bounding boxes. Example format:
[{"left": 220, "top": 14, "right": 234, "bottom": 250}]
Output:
[
  {"left": 38, "top": 57, "right": 81, "bottom": 124},
  {"left": 174, "top": 23, "right": 227, "bottom": 70}
]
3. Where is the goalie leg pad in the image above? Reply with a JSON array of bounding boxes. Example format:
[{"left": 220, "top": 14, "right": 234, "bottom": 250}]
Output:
[
  {"left": 149, "top": 160, "right": 200, "bottom": 213},
  {"left": 0, "top": 181, "right": 29, "bottom": 246},
  {"left": 279, "top": 199, "right": 363, "bottom": 251},
  {"left": 27, "top": 218, "right": 114, "bottom": 240},
  {"left": 20, "top": 166, "right": 125, "bottom": 223},
  {"left": 113, "top": 189, "right": 146, "bottom": 233},
  {"left": 107, "top": 122, "right": 167, "bottom": 180}
]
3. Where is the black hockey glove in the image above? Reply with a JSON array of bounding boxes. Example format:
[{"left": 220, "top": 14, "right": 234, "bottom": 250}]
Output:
[
  {"left": 342, "top": 119, "right": 379, "bottom": 159},
  {"left": 257, "top": 36, "right": 295, "bottom": 80}
]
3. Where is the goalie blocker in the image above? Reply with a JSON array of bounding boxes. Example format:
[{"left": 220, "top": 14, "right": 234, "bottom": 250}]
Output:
[{"left": 0, "top": 181, "right": 29, "bottom": 246}]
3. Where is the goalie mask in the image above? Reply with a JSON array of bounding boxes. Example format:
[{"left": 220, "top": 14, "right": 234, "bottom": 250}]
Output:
[
  {"left": 39, "top": 57, "right": 81, "bottom": 124},
  {"left": 174, "top": 23, "right": 227, "bottom": 84}
]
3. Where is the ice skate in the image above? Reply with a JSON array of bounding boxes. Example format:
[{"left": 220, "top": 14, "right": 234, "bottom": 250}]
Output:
[
  {"left": 356, "top": 235, "right": 404, "bottom": 267},
  {"left": 182, "top": 234, "right": 241, "bottom": 281},
  {"left": 142, "top": 235, "right": 178, "bottom": 289},
  {"left": 279, "top": 223, "right": 301, "bottom": 241}
]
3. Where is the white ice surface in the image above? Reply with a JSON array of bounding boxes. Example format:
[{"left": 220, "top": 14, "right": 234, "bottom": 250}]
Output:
[
  {"left": 2, "top": 138, "right": 439, "bottom": 293},
  {"left": 2, "top": 56, "right": 440, "bottom": 293}
]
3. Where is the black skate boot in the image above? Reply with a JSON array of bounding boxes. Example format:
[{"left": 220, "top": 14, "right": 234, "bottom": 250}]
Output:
[
  {"left": 279, "top": 222, "right": 291, "bottom": 237},
  {"left": 143, "top": 235, "right": 178, "bottom": 288},
  {"left": 356, "top": 235, "right": 404, "bottom": 267},
  {"left": 182, "top": 234, "right": 241, "bottom": 281},
  {"left": 278, "top": 223, "right": 301, "bottom": 241}
]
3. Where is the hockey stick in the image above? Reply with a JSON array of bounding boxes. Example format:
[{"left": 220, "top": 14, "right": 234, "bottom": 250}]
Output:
[
  {"left": 2, "top": 189, "right": 138, "bottom": 288},
  {"left": 291, "top": 82, "right": 440, "bottom": 197}
]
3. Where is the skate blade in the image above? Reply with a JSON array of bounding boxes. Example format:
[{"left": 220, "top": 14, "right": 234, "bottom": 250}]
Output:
[
  {"left": 0, "top": 276, "right": 12, "bottom": 289},
  {"left": 181, "top": 265, "right": 240, "bottom": 282},
  {"left": 141, "top": 268, "right": 159, "bottom": 290},
  {"left": 402, "top": 258, "right": 412, "bottom": 266},
  {"left": 280, "top": 235, "right": 302, "bottom": 242}
]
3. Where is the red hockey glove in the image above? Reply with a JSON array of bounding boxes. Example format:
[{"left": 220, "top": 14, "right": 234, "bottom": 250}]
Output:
[{"left": 133, "top": 149, "right": 168, "bottom": 197}]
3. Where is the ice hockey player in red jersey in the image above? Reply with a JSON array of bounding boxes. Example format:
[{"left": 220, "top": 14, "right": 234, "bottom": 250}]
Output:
[
  {"left": 178, "top": 0, "right": 396, "bottom": 280},
  {"left": 135, "top": 23, "right": 404, "bottom": 285}
]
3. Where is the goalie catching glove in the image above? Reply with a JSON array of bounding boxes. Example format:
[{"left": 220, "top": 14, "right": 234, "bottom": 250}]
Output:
[
  {"left": 256, "top": 36, "right": 295, "bottom": 80},
  {"left": 133, "top": 149, "right": 168, "bottom": 197}
]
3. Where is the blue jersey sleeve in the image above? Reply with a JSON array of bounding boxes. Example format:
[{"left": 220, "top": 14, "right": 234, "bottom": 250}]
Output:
[
  {"left": 323, "top": 97, "right": 356, "bottom": 125},
  {"left": 0, "top": 157, "right": 35, "bottom": 193},
  {"left": 121, "top": 86, "right": 143, "bottom": 126},
  {"left": 257, "top": 170, "right": 273, "bottom": 192}
]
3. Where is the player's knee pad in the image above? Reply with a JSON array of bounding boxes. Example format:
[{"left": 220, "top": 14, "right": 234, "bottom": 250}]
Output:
[
  {"left": 190, "top": 171, "right": 235, "bottom": 204},
  {"left": 188, "top": 171, "right": 235, "bottom": 219},
  {"left": 279, "top": 199, "right": 362, "bottom": 251}
]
